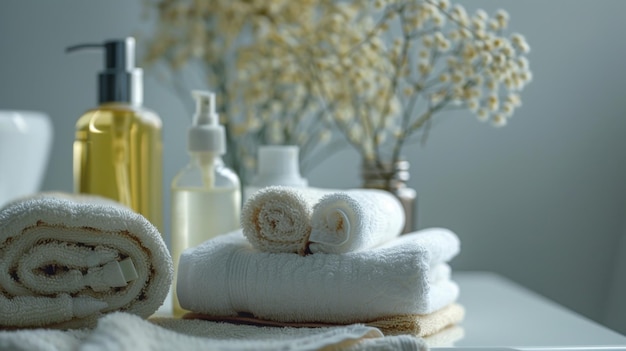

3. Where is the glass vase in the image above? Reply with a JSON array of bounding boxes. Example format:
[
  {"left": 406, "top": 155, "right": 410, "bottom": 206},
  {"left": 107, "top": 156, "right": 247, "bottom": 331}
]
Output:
[{"left": 361, "top": 160, "right": 417, "bottom": 234}]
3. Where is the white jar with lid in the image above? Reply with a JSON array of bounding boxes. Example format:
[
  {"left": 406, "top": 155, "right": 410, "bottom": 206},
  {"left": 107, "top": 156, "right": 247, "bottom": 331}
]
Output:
[{"left": 243, "top": 145, "right": 307, "bottom": 202}]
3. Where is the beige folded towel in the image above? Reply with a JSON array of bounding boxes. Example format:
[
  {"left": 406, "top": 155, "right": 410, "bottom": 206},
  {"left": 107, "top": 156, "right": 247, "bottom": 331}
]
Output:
[
  {"left": 0, "top": 193, "right": 172, "bottom": 328},
  {"left": 183, "top": 303, "right": 465, "bottom": 337},
  {"left": 368, "top": 303, "right": 465, "bottom": 336}
]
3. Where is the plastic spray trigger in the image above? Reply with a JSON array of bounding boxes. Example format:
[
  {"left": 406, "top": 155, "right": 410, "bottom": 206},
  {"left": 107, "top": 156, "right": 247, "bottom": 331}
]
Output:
[
  {"left": 188, "top": 90, "right": 226, "bottom": 154},
  {"left": 192, "top": 90, "right": 217, "bottom": 127}
]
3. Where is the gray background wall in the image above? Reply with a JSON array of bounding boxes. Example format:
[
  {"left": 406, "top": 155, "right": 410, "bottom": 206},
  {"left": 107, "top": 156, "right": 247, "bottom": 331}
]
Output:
[{"left": 1, "top": 0, "right": 625, "bottom": 335}]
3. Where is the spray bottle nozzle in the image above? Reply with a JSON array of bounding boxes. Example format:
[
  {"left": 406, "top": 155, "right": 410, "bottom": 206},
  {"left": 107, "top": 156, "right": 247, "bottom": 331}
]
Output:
[
  {"left": 191, "top": 90, "right": 217, "bottom": 126},
  {"left": 188, "top": 90, "right": 225, "bottom": 154}
]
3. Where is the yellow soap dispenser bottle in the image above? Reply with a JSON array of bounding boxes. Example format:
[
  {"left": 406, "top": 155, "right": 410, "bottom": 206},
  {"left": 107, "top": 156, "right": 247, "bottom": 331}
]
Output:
[
  {"left": 67, "top": 37, "right": 163, "bottom": 231},
  {"left": 170, "top": 90, "right": 241, "bottom": 316}
]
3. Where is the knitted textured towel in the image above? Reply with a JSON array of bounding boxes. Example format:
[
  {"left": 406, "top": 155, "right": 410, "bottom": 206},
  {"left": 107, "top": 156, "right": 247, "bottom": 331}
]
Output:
[{"left": 0, "top": 193, "right": 172, "bottom": 328}]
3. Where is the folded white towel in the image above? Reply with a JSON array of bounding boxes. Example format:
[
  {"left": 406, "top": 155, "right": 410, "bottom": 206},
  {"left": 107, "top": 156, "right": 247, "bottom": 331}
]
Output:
[
  {"left": 0, "top": 312, "right": 428, "bottom": 351},
  {"left": 309, "top": 189, "right": 405, "bottom": 254},
  {"left": 429, "top": 263, "right": 452, "bottom": 284},
  {"left": 241, "top": 186, "right": 328, "bottom": 255},
  {"left": 178, "top": 228, "right": 460, "bottom": 323},
  {"left": 0, "top": 193, "right": 173, "bottom": 328}
]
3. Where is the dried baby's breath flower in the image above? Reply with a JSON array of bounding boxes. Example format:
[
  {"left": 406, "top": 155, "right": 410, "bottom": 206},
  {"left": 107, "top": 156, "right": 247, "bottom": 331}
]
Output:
[
  {"left": 476, "top": 108, "right": 490, "bottom": 122},
  {"left": 492, "top": 113, "right": 507, "bottom": 127},
  {"left": 143, "top": 0, "right": 531, "bottom": 182}
]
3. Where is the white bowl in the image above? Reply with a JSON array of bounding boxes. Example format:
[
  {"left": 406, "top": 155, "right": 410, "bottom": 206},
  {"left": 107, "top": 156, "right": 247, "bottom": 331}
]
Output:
[{"left": 0, "top": 110, "right": 53, "bottom": 207}]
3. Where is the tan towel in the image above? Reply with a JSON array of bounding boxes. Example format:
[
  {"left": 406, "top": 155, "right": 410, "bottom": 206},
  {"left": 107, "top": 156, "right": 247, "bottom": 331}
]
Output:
[
  {"left": 183, "top": 303, "right": 464, "bottom": 337},
  {"left": 368, "top": 304, "right": 465, "bottom": 336}
]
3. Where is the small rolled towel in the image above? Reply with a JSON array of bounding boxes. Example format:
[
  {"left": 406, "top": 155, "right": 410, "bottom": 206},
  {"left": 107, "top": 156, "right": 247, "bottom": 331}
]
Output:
[
  {"left": 177, "top": 228, "right": 460, "bottom": 323},
  {"left": 0, "top": 193, "right": 173, "bottom": 328},
  {"left": 309, "top": 189, "right": 405, "bottom": 254},
  {"left": 241, "top": 187, "right": 405, "bottom": 255},
  {"left": 241, "top": 186, "right": 328, "bottom": 255}
]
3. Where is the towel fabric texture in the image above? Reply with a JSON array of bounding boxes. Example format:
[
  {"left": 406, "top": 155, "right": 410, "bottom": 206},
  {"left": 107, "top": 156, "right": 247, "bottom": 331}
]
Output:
[
  {"left": 366, "top": 303, "right": 465, "bottom": 337},
  {"left": 0, "top": 193, "right": 173, "bottom": 328},
  {"left": 177, "top": 228, "right": 460, "bottom": 323},
  {"left": 0, "top": 312, "right": 428, "bottom": 351},
  {"left": 241, "top": 186, "right": 405, "bottom": 255},
  {"left": 309, "top": 189, "right": 405, "bottom": 254},
  {"left": 423, "top": 325, "right": 465, "bottom": 348},
  {"left": 241, "top": 186, "right": 327, "bottom": 255},
  {"left": 184, "top": 303, "right": 464, "bottom": 337}
]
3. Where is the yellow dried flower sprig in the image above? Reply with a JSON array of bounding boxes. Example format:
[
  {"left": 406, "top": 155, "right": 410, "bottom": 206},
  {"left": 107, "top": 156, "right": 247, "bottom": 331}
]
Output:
[{"left": 142, "top": 0, "right": 531, "bottom": 181}]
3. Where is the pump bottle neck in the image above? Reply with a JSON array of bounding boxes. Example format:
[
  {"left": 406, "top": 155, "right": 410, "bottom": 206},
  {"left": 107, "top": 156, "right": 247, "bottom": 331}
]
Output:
[
  {"left": 190, "top": 151, "right": 223, "bottom": 166},
  {"left": 66, "top": 38, "right": 143, "bottom": 106}
]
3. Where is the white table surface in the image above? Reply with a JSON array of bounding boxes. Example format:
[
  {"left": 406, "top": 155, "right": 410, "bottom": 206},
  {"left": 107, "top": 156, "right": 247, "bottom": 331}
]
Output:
[{"left": 446, "top": 271, "right": 626, "bottom": 350}]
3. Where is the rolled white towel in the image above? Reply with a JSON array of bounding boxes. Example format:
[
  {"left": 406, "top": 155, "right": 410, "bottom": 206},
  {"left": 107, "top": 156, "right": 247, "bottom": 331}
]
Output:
[
  {"left": 308, "top": 189, "right": 405, "bottom": 254},
  {"left": 240, "top": 186, "right": 328, "bottom": 255},
  {"left": 241, "top": 187, "right": 406, "bottom": 255},
  {"left": 0, "top": 192, "right": 173, "bottom": 328},
  {"left": 177, "top": 227, "right": 460, "bottom": 323}
]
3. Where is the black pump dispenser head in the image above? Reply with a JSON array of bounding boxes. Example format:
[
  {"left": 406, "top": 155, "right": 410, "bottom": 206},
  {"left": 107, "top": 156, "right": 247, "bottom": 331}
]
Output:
[{"left": 67, "top": 37, "right": 143, "bottom": 106}]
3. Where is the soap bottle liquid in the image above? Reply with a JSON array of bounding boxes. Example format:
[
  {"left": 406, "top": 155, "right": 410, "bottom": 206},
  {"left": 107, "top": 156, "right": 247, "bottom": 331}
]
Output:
[
  {"left": 68, "top": 38, "right": 163, "bottom": 230},
  {"left": 171, "top": 90, "right": 241, "bottom": 316}
]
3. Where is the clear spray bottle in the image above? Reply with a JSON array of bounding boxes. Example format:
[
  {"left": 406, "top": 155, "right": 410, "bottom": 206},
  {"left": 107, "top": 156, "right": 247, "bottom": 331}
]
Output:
[{"left": 170, "top": 90, "right": 241, "bottom": 316}]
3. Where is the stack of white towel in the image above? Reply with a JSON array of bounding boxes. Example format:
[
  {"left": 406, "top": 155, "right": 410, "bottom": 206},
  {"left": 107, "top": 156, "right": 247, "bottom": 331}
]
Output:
[{"left": 177, "top": 186, "right": 464, "bottom": 337}]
